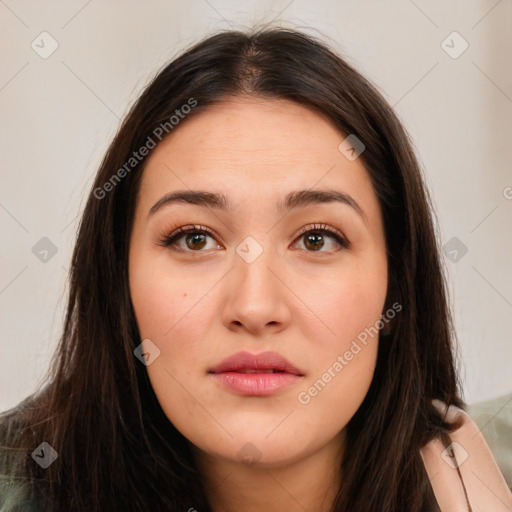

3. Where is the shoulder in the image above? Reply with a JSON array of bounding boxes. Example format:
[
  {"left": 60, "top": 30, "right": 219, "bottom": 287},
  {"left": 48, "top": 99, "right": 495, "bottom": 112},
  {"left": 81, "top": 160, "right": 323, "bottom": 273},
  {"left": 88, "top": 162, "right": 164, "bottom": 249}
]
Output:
[
  {"left": 0, "top": 399, "right": 47, "bottom": 512},
  {"left": 420, "top": 399, "right": 512, "bottom": 511}
]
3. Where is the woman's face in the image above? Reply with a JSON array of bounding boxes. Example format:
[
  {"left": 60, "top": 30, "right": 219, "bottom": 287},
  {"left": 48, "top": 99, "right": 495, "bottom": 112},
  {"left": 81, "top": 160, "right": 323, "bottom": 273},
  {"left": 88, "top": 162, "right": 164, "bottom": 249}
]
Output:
[{"left": 129, "top": 96, "right": 388, "bottom": 468}]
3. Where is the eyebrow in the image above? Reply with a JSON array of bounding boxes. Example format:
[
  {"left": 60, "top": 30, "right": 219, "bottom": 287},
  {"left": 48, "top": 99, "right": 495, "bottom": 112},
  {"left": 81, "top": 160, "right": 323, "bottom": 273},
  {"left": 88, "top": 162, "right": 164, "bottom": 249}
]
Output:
[{"left": 147, "top": 189, "right": 367, "bottom": 222}]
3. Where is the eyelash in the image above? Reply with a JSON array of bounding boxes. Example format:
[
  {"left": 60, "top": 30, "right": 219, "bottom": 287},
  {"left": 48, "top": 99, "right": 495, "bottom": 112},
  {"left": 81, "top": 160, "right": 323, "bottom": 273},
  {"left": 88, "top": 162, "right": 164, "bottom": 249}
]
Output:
[{"left": 157, "top": 223, "right": 350, "bottom": 253}]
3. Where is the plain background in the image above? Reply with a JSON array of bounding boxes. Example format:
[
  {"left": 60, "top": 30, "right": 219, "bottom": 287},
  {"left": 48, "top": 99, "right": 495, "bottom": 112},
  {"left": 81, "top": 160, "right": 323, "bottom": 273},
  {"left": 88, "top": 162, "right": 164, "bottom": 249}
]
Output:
[{"left": 0, "top": 0, "right": 511, "bottom": 411}]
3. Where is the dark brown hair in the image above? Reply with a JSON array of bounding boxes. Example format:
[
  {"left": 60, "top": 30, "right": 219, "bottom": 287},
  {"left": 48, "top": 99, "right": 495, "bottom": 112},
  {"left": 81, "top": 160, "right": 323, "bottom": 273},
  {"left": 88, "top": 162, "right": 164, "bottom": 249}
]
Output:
[{"left": 0, "top": 26, "right": 464, "bottom": 511}]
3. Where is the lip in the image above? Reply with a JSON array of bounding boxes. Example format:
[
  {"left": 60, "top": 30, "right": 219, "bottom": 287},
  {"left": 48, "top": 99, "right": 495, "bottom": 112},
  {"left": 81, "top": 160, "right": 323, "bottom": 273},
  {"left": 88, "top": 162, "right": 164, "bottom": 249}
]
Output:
[{"left": 208, "top": 350, "right": 304, "bottom": 396}]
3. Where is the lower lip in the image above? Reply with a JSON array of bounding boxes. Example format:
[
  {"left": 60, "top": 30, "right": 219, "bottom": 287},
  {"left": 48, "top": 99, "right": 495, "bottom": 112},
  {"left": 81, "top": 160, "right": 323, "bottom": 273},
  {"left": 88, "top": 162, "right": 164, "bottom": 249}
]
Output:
[{"left": 211, "top": 372, "right": 302, "bottom": 396}]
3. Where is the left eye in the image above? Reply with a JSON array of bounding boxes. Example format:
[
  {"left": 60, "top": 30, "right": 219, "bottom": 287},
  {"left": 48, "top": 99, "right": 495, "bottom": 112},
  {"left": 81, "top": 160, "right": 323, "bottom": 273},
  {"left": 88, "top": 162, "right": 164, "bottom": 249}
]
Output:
[{"left": 292, "top": 224, "right": 349, "bottom": 252}]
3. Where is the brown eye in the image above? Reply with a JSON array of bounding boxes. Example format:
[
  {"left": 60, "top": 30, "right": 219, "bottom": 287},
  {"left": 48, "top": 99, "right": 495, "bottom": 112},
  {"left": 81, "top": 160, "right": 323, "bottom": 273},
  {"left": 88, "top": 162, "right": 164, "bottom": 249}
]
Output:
[
  {"left": 294, "top": 224, "right": 349, "bottom": 253},
  {"left": 185, "top": 233, "right": 208, "bottom": 250},
  {"left": 303, "top": 232, "right": 325, "bottom": 251},
  {"left": 159, "top": 225, "right": 222, "bottom": 252}
]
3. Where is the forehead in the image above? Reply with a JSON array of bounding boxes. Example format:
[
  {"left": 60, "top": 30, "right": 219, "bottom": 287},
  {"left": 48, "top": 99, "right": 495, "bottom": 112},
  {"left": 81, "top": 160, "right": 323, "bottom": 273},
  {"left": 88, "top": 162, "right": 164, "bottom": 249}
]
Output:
[
  {"left": 145, "top": 96, "right": 344, "bottom": 168},
  {"left": 138, "top": 97, "right": 377, "bottom": 215}
]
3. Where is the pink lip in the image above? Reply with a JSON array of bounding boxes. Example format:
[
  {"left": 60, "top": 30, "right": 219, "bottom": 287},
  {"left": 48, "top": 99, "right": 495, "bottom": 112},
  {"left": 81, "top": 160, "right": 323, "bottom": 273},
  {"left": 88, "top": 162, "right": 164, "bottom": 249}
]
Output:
[{"left": 208, "top": 350, "right": 304, "bottom": 396}]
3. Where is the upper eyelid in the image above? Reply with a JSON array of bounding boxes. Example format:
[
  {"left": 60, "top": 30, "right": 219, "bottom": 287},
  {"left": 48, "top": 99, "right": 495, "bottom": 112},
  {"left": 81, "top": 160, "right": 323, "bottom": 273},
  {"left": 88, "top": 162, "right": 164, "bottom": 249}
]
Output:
[
  {"left": 295, "top": 223, "right": 345, "bottom": 240},
  {"left": 166, "top": 224, "right": 218, "bottom": 241}
]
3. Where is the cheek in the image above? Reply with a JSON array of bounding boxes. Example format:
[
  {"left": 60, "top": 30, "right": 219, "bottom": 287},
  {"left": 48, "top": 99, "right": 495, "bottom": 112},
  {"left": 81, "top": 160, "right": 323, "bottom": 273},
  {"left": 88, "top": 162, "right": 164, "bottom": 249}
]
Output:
[
  {"left": 298, "top": 257, "right": 387, "bottom": 362},
  {"left": 291, "top": 257, "right": 386, "bottom": 422},
  {"left": 129, "top": 250, "right": 213, "bottom": 343},
  {"left": 129, "top": 256, "right": 219, "bottom": 432},
  {"left": 128, "top": 245, "right": 224, "bottom": 372}
]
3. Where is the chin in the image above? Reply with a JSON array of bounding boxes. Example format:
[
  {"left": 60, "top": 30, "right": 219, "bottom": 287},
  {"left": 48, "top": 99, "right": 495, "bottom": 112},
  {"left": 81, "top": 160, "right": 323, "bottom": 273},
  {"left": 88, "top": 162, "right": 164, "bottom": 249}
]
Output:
[{"left": 191, "top": 430, "right": 317, "bottom": 469}]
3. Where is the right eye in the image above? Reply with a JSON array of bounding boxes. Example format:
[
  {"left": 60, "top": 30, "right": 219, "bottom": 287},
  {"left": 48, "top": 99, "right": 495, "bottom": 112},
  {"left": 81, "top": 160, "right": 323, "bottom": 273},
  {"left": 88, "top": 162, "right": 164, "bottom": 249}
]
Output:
[{"left": 158, "top": 224, "right": 224, "bottom": 252}]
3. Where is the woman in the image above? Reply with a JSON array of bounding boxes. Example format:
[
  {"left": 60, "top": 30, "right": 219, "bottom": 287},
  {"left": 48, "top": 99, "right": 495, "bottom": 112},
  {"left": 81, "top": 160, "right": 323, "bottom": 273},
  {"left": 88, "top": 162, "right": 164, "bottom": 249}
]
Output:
[{"left": 1, "top": 27, "right": 510, "bottom": 511}]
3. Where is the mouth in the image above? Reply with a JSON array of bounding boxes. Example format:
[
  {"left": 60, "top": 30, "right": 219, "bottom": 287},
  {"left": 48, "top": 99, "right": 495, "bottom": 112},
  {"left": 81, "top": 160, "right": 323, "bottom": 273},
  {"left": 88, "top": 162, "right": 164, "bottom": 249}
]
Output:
[
  {"left": 208, "top": 350, "right": 304, "bottom": 396},
  {"left": 228, "top": 369, "right": 287, "bottom": 374}
]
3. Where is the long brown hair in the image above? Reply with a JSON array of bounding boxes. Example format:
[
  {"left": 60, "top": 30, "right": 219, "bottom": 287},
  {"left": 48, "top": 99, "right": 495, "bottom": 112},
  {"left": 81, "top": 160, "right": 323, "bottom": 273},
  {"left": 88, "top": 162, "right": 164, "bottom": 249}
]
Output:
[{"left": 1, "top": 26, "right": 464, "bottom": 511}]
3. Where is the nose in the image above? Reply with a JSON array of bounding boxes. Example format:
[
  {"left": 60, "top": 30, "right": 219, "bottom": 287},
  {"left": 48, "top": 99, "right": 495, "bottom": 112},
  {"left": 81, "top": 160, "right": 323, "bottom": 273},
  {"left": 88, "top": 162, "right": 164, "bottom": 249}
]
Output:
[{"left": 220, "top": 247, "right": 292, "bottom": 336}]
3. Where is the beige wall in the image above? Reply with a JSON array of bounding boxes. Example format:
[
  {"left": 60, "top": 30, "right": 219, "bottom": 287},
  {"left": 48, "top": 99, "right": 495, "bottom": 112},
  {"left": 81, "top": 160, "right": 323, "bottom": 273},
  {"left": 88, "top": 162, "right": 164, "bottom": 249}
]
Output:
[{"left": 1, "top": 0, "right": 511, "bottom": 410}]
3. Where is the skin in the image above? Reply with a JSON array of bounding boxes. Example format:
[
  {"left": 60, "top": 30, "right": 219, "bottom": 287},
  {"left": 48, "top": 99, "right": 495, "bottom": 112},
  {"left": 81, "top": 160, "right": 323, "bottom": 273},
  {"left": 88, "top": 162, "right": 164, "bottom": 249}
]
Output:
[{"left": 128, "top": 96, "right": 388, "bottom": 512}]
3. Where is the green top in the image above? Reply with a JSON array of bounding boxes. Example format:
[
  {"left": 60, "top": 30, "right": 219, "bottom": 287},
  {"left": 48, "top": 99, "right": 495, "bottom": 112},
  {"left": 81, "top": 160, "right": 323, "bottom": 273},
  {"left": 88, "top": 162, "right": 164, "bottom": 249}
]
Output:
[
  {"left": 0, "top": 399, "right": 45, "bottom": 512},
  {"left": 0, "top": 479, "right": 41, "bottom": 512}
]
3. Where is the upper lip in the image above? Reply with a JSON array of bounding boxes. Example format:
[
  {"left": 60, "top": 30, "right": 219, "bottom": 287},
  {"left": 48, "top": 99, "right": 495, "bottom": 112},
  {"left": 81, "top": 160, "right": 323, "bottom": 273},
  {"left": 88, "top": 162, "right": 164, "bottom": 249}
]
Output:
[{"left": 208, "top": 350, "right": 304, "bottom": 376}]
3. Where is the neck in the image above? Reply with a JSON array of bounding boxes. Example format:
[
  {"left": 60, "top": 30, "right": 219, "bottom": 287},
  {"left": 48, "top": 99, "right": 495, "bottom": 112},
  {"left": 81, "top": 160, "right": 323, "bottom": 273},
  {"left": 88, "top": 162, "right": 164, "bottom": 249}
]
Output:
[{"left": 192, "top": 431, "right": 345, "bottom": 512}]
